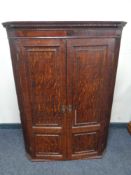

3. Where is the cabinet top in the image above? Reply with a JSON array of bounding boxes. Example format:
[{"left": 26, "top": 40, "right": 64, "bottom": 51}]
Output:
[{"left": 2, "top": 21, "right": 126, "bottom": 29}]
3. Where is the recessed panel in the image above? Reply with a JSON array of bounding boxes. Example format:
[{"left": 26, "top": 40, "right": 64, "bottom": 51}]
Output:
[
  {"left": 72, "top": 132, "right": 98, "bottom": 154},
  {"left": 34, "top": 134, "right": 62, "bottom": 156},
  {"left": 23, "top": 43, "right": 66, "bottom": 126},
  {"left": 72, "top": 46, "right": 108, "bottom": 125}
]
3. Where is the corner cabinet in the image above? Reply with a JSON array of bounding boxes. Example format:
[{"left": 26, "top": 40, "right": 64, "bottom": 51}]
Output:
[{"left": 3, "top": 21, "right": 126, "bottom": 161}]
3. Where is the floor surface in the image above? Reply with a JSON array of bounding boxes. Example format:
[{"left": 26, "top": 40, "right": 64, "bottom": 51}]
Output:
[{"left": 0, "top": 127, "right": 131, "bottom": 175}]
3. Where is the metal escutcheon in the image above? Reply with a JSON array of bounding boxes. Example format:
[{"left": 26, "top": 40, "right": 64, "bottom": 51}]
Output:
[
  {"left": 61, "top": 105, "right": 66, "bottom": 113},
  {"left": 68, "top": 105, "right": 72, "bottom": 113}
]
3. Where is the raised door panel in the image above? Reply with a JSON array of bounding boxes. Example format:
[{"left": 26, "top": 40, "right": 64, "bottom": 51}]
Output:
[
  {"left": 14, "top": 39, "right": 67, "bottom": 160},
  {"left": 67, "top": 38, "right": 115, "bottom": 159}
]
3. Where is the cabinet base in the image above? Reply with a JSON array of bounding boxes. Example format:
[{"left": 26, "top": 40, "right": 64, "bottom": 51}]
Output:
[{"left": 26, "top": 152, "right": 105, "bottom": 162}]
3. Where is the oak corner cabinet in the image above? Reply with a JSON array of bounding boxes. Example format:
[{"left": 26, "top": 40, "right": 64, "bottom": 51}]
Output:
[{"left": 3, "top": 21, "right": 126, "bottom": 161}]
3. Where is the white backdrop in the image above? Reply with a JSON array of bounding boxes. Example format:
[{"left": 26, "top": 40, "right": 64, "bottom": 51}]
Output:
[{"left": 0, "top": 0, "right": 131, "bottom": 123}]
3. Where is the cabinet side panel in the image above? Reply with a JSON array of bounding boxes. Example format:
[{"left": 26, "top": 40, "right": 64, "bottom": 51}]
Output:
[{"left": 8, "top": 38, "right": 33, "bottom": 155}]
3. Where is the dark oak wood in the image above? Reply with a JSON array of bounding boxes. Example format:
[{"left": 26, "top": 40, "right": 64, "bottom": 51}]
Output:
[
  {"left": 3, "top": 21, "right": 126, "bottom": 161},
  {"left": 128, "top": 122, "right": 131, "bottom": 134}
]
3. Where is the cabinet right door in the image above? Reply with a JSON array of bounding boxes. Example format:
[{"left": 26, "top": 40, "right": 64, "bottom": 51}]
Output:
[{"left": 67, "top": 38, "right": 116, "bottom": 159}]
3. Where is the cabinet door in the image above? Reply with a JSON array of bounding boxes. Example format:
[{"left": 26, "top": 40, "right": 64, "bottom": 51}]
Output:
[
  {"left": 67, "top": 38, "right": 116, "bottom": 159},
  {"left": 13, "top": 39, "right": 67, "bottom": 160}
]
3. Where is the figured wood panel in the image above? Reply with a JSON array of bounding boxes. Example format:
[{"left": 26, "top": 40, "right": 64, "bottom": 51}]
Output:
[
  {"left": 74, "top": 46, "right": 106, "bottom": 124},
  {"left": 16, "top": 39, "right": 66, "bottom": 127},
  {"left": 72, "top": 132, "right": 98, "bottom": 154},
  {"left": 34, "top": 134, "right": 64, "bottom": 159},
  {"left": 26, "top": 46, "right": 63, "bottom": 126}
]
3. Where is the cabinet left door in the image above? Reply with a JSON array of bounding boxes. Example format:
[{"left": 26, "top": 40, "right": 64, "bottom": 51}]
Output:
[{"left": 10, "top": 38, "right": 67, "bottom": 160}]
